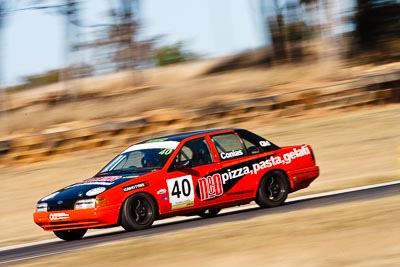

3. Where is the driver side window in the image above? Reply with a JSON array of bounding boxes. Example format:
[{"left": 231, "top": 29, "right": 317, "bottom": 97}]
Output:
[{"left": 175, "top": 138, "right": 213, "bottom": 167}]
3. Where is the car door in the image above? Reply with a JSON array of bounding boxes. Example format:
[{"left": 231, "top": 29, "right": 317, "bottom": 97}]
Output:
[
  {"left": 163, "top": 137, "right": 221, "bottom": 212},
  {"left": 210, "top": 132, "right": 258, "bottom": 202}
]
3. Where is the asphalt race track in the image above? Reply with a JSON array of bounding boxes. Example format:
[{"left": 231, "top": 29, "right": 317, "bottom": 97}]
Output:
[{"left": 1, "top": 181, "right": 399, "bottom": 265}]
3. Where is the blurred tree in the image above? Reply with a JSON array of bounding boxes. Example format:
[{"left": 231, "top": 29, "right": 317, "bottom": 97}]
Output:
[
  {"left": 299, "top": 0, "right": 342, "bottom": 60},
  {"left": 9, "top": 0, "right": 153, "bottom": 88},
  {"left": 354, "top": 0, "right": 400, "bottom": 56},
  {"left": 4, "top": 64, "right": 92, "bottom": 92},
  {"left": 80, "top": 0, "right": 154, "bottom": 72},
  {"left": 269, "top": 0, "right": 287, "bottom": 60},
  {"left": 284, "top": 1, "right": 309, "bottom": 61},
  {"left": 5, "top": 70, "right": 60, "bottom": 92},
  {"left": 154, "top": 42, "right": 198, "bottom": 67},
  {"left": 264, "top": 0, "right": 315, "bottom": 62},
  {"left": 76, "top": 0, "right": 155, "bottom": 86}
]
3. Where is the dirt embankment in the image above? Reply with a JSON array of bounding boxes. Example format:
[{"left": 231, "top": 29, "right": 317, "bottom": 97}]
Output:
[{"left": 1, "top": 60, "right": 399, "bottom": 166}]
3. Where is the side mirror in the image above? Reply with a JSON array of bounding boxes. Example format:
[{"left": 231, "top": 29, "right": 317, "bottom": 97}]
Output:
[{"left": 173, "top": 160, "right": 192, "bottom": 170}]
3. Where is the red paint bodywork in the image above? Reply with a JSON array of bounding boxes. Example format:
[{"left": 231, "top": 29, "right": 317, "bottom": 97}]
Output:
[{"left": 34, "top": 129, "right": 319, "bottom": 231}]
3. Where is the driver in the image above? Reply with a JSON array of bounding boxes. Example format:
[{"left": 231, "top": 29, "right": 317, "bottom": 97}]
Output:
[{"left": 142, "top": 150, "right": 160, "bottom": 168}]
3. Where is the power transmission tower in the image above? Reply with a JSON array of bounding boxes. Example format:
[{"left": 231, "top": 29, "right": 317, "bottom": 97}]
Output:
[
  {"left": 82, "top": 0, "right": 148, "bottom": 86},
  {"left": 62, "top": 0, "right": 82, "bottom": 82},
  {"left": 109, "top": 0, "right": 143, "bottom": 70}
]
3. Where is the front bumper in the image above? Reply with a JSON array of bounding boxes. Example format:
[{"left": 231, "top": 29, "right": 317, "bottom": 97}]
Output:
[{"left": 33, "top": 204, "right": 120, "bottom": 231}]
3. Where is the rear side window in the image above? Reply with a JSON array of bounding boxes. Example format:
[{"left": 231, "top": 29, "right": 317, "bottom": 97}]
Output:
[
  {"left": 242, "top": 137, "right": 261, "bottom": 155},
  {"left": 211, "top": 133, "right": 245, "bottom": 160}
]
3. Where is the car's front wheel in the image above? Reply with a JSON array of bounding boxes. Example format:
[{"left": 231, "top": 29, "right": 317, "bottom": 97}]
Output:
[
  {"left": 121, "top": 193, "right": 157, "bottom": 231},
  {"left": 256, "top": 171, "right": 289, "bottom": 208},
  {"left": 54, "top": 229, "right": 87, "bottom": 241}
]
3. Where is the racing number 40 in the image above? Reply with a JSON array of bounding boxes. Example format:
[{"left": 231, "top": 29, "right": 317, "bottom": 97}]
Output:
[
  {"left": 172, "top": 179, "right": 191, "bottom": 198},
  {"left": 167, "top": 175, "right": 195, "bottom": 210}
]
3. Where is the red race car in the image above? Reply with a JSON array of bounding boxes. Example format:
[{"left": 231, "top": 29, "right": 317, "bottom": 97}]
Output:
[{"left": 34, "top": 128, "right": 319, "bottom": 240}]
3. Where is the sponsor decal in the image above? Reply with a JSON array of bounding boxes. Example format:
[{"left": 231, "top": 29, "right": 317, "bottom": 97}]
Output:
[
  {"left": 198, "top": 174, "right": 224, "bottom": 201},
  {"left": 167, "top": 175, "right": 194, "bottom": 210},
  {"left": 49, "top": 212, "right": 70, "bottom": 221},
  {"left": 220, "top": 150, "right": 244, "bottom": 160},
  {"left": 197, "top": 162, "right": 255, "bottom": 201},
  {"left": 86, "top": 187, "right": 106, "bottom": 196},
  {"left": 259, "top": 141, "right": 271, "bottom": 147},
  {"left": 197, "top": 145, "right": 311, "bottom": 201},
  {"left": 159, "top": 148, "right": 173, "bottom": 155},
  {"left": 123, "top": 182, "right": 149, "bottom": 192},
  {"left": 84, "top": 176, "right": 122, "bottom": 183},
  {"left": 221, "top": 167, "right": 251, "bottom": 184},
  {"left": 252, "top": 145, "right": 310, "bottom": 174},
  {"left": 198, "top": 166, "right": 252, "bottom": 201},
  {"left": 65, "top": 176, "right": 124, "bottom": 189},
  {"left": 157, "top": 188, "right": 167, "bottom": 195},
  {"left": 41, "top": 192, "right": 60, "bottom": 201}
]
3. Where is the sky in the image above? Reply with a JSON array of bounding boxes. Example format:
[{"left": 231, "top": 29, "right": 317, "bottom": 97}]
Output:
[{"left": 1, "top": 0, "right": 267, "bottom": 86}]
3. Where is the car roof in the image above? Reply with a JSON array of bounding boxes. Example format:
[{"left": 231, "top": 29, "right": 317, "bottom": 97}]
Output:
[{"left": 142, "top": 128, "right": 237, "bottom": 143}]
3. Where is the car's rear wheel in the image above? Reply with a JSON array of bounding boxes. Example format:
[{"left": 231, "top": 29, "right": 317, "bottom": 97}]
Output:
[
  {"left": 121, "top": 193, "right": 156, "bottom": 231},
  {"left": 256, "top": 171, "right": 289, "bottom": 208},
  {"left": 54, "top": 229, "right": 87, "bottom": 241},
  {"left": 198, "top": 208, "right": 221, "bottom": 218}
]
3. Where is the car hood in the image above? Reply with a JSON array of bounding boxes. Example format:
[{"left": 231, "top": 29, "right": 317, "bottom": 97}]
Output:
[{"left": 38, "top": 171, "right": 152, "bottom": 211}]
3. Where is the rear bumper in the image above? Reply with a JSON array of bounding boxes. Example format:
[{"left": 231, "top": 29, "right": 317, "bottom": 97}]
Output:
[
  {"left": 288, "top": 165, "right": 319, "bottom": 192},
  {"left": 33, "top": 204, "right": 120, "bottom": 231}
]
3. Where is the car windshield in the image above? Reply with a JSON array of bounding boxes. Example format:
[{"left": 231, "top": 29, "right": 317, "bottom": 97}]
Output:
[{"left": 99, "top": 141, "right": 178, "bottom": 174}]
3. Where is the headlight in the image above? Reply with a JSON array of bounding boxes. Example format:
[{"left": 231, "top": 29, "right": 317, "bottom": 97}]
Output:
[
  {"left": 36, "top": 202, "right": 48, "bottom": 212},
  {"left": 74, "top": 199, "right": 96, "bottom": 210}
]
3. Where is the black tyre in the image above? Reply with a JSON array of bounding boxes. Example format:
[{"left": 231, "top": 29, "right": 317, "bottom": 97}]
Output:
[
  {"left": 121, "top": 193, "right": 156, "bottom": 231},
  {"left": 198, "top": 208, "right": 221, "bottom": 219},
  {"left": 256, "top": 171, "right": 289, "bottom": 208},
  {"left": 54, "top": 229, "right": 87, "bottom": 241}
]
